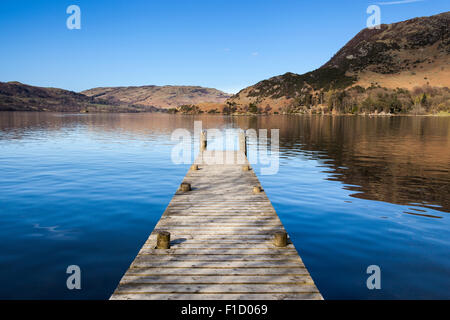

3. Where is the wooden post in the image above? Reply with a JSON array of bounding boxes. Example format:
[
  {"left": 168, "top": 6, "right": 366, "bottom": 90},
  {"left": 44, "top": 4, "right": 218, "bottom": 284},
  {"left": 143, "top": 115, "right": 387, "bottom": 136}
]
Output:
[
  {"left": 156, "top": 231, "right": 170, "bottom": 249},
  {"left": 191, "top": 164, "right": 199, "bottom": 171},
  {"left": 253, "top": 186, "right": 262, "bottom": 194},
  {"left": 239, "top": 131, "right": 247, "bottom": 156},
  {"left": 200, "top": 130, "right": 207, "bottom": 152},
  {"left": 180, "top": 182, "right": 191, "bottom": 192},
  {"left": 242, "top": 165, "right": 251, "bottom": 171},
  {"left": 274, "top": 231, "right": 287, "bottom": 247}
]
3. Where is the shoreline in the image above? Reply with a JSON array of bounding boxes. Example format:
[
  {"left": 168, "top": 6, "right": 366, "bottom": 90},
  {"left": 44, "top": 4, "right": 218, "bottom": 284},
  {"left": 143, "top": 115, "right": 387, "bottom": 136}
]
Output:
[{"left": 0, "top": 110, "right": 449, "bottom": 117}]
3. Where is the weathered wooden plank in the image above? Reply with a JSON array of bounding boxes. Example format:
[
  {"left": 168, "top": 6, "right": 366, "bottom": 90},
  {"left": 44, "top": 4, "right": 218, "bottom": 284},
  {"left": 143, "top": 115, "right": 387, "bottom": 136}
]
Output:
[
  {"left": 130, "top": 260, "right": 305, "bottom": 268},
  {"left": 144, "top": 239, "right": 283, "bottom": 244},
  {"left": 157, "top": 221, "right": 282, "bottom": 225},
  {"left": 152, "top": 244, "right": 296, "bottom": 249},
  {"left": 114, "top": 283, "right": 320, "bottom": 293},
  {"left": 110, "top": 293, "right": 323, "bottom": 300},
  {"left": 145, "top": 235, "right": 276, "bottom": 241},
  {"left": 139, "top": 249, "right": 299, "bottom": 255},
  {"left": 169, "top": 204, "right": 271, "bottom": 206},
  {"left": 125, "top": 267, "right": 310, "bottom": 276},
  {"left": 157, "top": 220, "right": 282, "bottom": 225},
  {"left": 119, "top": 275, "right": 315, "bottom": 284},
  {"left": 166, "top": 206, "right": 275, "bottom": 209},
  {"left": 133, "top": 255, "right": 302, "bottom": 261},
  {"left": 146, "top": 237, "right": 273, "bottom": 241},
  {"left": 160, "top": 215, "right": 278, "bottom": 219},
  {"left": 157, "top": 219, "right": 280, "bottom": 222},
  {"left": 165, "top": 213, "right": 277, "bottom": 216},
  {"left": 159, "top": 221, "right": 279, "bottom": 225},
  {"left": 168, "top": 202, "right": 272, "bottom": 204},
  {"left": 150, "top": 231, "right": 285, "bottom": 235},
  {"left": 152, "top": 227, "right": 284, "bottom": 232}
]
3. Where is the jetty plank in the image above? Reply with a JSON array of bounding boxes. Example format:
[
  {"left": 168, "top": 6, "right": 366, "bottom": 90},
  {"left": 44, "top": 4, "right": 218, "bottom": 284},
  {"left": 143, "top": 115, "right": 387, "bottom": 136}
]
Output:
[{"left": 111, "top": 150, "right": 322, "bottom": 300}]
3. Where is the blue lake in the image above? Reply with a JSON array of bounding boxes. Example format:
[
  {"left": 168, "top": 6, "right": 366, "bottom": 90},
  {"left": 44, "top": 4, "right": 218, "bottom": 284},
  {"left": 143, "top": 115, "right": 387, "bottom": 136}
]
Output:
[{"left": 0, "top": 112, "right": 449, "bottom": 299}]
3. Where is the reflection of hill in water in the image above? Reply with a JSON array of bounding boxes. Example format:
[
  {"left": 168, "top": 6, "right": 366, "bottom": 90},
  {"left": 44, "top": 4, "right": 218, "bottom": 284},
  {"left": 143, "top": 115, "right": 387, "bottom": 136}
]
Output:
[
  {"left": 239, "top": 115, "right": 450, "bottom": 213},
  {"left": 1, "top": 112, "right": 449, "bottom": 213}
]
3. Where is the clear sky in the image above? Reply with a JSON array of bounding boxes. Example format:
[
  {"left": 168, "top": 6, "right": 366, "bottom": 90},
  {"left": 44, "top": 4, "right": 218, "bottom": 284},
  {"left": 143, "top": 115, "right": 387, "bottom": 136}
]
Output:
[{"left": 0, "top": 0, "right": 448, "bottom": 93}]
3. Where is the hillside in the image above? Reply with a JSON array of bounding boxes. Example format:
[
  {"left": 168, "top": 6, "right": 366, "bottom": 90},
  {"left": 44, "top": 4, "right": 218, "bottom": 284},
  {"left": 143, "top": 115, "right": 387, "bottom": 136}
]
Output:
[
  {"left": 82, "top": 85, "right": 231, "bottom": 110},
  {"left": 227, "top": 11, "right": 450, "bottom": 114},
  {"left": 0, "top": 82, "right": 160, "bottom": 112}
]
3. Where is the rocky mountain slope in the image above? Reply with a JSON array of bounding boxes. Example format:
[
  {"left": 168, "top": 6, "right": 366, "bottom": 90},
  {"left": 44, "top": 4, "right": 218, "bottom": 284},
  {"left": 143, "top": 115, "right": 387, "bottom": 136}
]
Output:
[
  {"left": 82, "top": 85, "right": 231, "bottom": 110},
  {"left": 0, "top": 82, "right": 230, "bottom": 112},
  {"left": 227, "top": 11, "right": 450, "bottom": 113},
  {"left": 0, "top": 82, "right": 159, "bottom": 112}
]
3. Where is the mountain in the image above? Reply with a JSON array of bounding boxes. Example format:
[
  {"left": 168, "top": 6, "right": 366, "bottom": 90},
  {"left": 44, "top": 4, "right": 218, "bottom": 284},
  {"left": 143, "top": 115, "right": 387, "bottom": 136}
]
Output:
[
  {"left": 82, "top": 85, "right": 231, "bottom": 110},
  {"left": 0, "top": 82, "right": 230, "bottom": 112},
  {"left": 227, "top": 12, "right": 450, "bottom": 114},
  {"left": 0, "top": 81, "right": 160, "bottom": 112}
]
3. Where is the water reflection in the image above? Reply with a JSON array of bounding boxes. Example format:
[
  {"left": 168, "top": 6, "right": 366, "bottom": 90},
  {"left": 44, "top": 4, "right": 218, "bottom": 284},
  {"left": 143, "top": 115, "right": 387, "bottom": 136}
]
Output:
[{"left": 2, "top": 112, "right": 447, "bottom": 213}]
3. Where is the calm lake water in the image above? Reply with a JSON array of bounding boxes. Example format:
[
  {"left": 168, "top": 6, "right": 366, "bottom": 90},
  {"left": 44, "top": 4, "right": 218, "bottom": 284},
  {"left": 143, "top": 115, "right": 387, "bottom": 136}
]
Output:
[{"left": 0, "top": 112, "right": 449, "bottom": 299}]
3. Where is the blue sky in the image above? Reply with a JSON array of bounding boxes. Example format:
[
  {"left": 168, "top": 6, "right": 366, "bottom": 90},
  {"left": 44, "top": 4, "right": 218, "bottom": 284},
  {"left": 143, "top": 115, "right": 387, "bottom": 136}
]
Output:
[{"left": 0, "top": 0, "right": 448, "bottom": 93}]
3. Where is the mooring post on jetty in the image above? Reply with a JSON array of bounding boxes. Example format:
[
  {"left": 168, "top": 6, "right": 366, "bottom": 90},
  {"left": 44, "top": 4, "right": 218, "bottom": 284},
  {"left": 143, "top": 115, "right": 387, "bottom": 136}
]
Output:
[
  {"left": 200, "top": 130, "right": 207, "bottom": 152},
  {"left": 274, "top": 231, "right": 288, "bottom": 247},
  {"left": 239, "top": 130, "right": 247, "bottom": 156},
  {"left": 111, "top": 130, "right": 322, "bottom": 300},
  {"left": 156, "top": 231, "right": 170, "bottom": 249}
]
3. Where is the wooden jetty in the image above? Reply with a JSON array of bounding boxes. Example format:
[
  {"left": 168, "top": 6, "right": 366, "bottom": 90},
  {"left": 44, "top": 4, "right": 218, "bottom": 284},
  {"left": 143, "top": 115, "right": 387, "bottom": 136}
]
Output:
[{"left": 111, "top": 132, "right": 322, "bottom": 300}]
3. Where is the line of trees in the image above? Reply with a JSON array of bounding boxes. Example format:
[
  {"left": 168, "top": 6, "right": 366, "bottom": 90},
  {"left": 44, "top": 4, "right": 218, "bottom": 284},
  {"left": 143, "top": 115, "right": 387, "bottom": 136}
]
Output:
[{"left": 278, "top": 85, "right": 450, "bottom": 115}]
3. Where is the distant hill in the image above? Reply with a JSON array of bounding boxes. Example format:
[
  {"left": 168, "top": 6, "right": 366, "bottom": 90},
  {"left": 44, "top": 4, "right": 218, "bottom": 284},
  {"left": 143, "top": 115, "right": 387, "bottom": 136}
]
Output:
[
  {"left": 0, "top": 82, "right": 230, "bottom": 112},
  {"left": 227, "top": 12, "right": 450, "bottom": 114},
  {"left": 0, "top": 81, "right": 160, "bottom": 112},
  {"left": 82, "top": 85, "right": 231, "bottom": 110}
]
